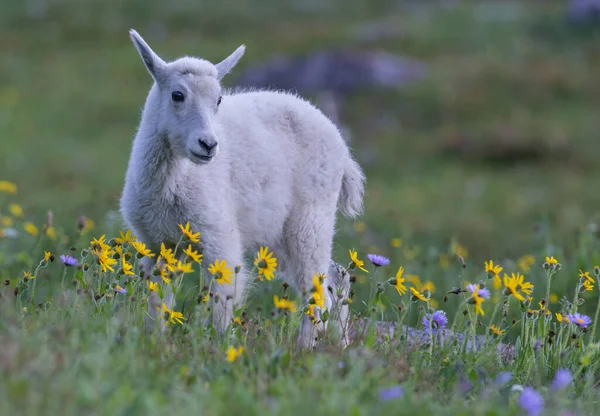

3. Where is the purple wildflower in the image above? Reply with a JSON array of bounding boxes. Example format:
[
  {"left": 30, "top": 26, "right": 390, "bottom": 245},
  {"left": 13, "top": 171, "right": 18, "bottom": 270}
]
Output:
[
  {"left": 459, "top": 378, "right": 473, "bottom": 394},
  {"left": 495, "top": 371, "right": 512, "bottom": 386},
  {"left": 467, "top": 283, "right": 490, "bottom": 299},
  {"left": 378, "top": 385, "right": 403, "bottom": 401},
  {"left": 422, "top": 310, "right": 448, "bottom": 334},
  {"left": 367, "top": 254, "right": 390, "bottom": 267},
  {"left": 551, "top": 369, "right": 572, "bottom": 391},
  {"left": 518, "top": 387, "right": 544, "bottom": 416},
  {"left": 60, "top": 255, "right": 78, "bottom": 267},
  {"left": 114, "top": 285, "right": 127, "bottom": 294},
  {"left": 567, "top": 313, "right": 592, "bottom": 329}
]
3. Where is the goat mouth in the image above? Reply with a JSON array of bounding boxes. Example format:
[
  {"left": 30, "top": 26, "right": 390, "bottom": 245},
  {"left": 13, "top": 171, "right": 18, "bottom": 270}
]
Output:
[{"left": 189, "top": 151, "right": 214, "bottom": 163}]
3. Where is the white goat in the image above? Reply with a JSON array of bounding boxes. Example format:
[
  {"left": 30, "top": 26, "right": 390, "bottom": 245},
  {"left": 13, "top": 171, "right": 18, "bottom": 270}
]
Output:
[{"left": 120, "top": 29, "right": 365, "bottom": 348}]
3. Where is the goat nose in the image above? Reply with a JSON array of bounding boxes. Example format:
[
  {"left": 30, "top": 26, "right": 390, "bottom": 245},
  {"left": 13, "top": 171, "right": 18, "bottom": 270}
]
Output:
[{"left": 198, "top": 138, "right": 217, "bottom": 153}]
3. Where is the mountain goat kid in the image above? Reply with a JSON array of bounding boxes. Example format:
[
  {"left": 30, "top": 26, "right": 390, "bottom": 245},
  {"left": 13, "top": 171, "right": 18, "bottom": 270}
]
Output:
[{"left": 120, "top": 29, "right": 365, "bottom": 348}]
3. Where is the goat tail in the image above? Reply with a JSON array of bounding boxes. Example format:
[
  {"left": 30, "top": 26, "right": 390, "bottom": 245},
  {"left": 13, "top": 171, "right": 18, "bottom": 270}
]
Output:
[{"left": 339, "top": 155, "right": 365, "bottom": 218}]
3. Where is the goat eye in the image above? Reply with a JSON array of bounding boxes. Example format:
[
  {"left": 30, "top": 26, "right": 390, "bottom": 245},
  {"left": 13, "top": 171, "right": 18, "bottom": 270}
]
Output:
[
  {"left": 217, "top": 96, "right": 222, "bottom": 106},
  {"left": 171, "top": 91, "right": 185, "bottom": 102}
]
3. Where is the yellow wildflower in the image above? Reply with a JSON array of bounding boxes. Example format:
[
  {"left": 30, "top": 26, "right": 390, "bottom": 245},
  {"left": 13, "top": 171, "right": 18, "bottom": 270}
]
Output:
[
  {"left": 82, "top": 218, "right": 95, "bottom": 234},
  {"left": 390, "top": 238, "right": 402, "bottom": 248},
  {"left": 405, "top": 274, "right": 434, "bottom": 294},
  {"left": 393, "top": 266, "right": 407, "bottom": 295},
  {"left": 24, "top": 222, "right": 38, "bottom": 236},
  {"left": 0, "top": 180, "right": 17, "bottom": 194},
  {"left": 23, "top": 271, "right": 35, "bottom": 280},
  {"left": 349, "top": 249, "right": 368, "bottom": 273},
  {"left": 131, "top": 240, "right": 155, "bottom": 258},
  {"left": 503, "top": 272, "right": 534, "bottom": 302},
  {"left": 226, "top": 346, "right": 244, "bottom": 362},
  {"left": 254, "top": 246, "right": 277, "bottom": 281},
  {"left": 89, "top": 236, "right": 117, "bottom": 273},
  {"left": 158, "top": 243, "right": 176, "bottom": 267},
  {"left": 410, "top": 287, "right": 429, "bottom": 302},
  {"left": 536, "top": 302, "right": 551, "bottom": 316},
  {"left": 159, "top": 303, "right": 185, "bottom": 325},
  {"left": 173, "top": 261, "right": 194, "bottom": 274},
  {"left": 470, "top": 285, "right": 485, "bottom": 315},
  {"left": 9, "top": 203, "right": 23, "bottom": 218},
  {"left": 148, "top": 281, "right": 159, "bottom": 292},
  {"left": 406, "top": 274, "right": 421, "bottom": 287},
  {"left": 208, "top": 259, "right": 234, "bottom": 285},
  {"left": 121, "top": 257, "right": 134, "bottom": 276},
  {"left": 517, "top": 255, "right": 535, "bottom": 273},
  {"left": 556, "top": 313, "right": 569, "bottom": 323},
  {"left": 550, "top": 293, "right": 559, "bottom": 304},
  {"left": 45, "top": 226, "right": 57, "bottom": 240},
  {"left": 178, "top": 222, "right": 200, "bottom": 243},
  {"left": 493, "top": 274, "right": 502, "bottom": 290},
  {"left": 451, "top": 241, "right": 468, "bottom": 259},
  {"left": 311, "top": 274, "right": 326, "bottom": 309},
  {"left": 96, "top": 251, "right": 117, "bottom": 273},
  {"left": 0, "top": 216, "right": 12, "bottom": 227},
  {"left": 484, "top": 260, "right": 503, "bottom": 278},
  {"left": 583, "top": 279, "right": 594, "bottom": 292},
  {"left": 489, "top": 325, "right": 505, "bottom": 336},
  {"left": 44, "top": 251, "right": 52, "bottom": 263},
  {"left": 579, "top": 270, "right": 594, "bottom": 284},
  {"left": 183, "top": 244, "right": 203, "bottom": 263},
  {"left": 233, "top": 317, "right": 243, "bottom": 325},
  {"left": 158, "top": 265, "right": 171, "bottom": 284},
  {"left": 90, "top": 235, "right": 111, "bottom": 253},
  {"left": 115, "top": 230, "right": 136, "bottom": 245},
  {"left": 306, "top": 304, "right": 318, "bottom": 323},
  {"left": 273, "top": 295, "right": 297, "bottom": 313},
  {"left": 422, "top": 280, "right": 436, "bottom": 294},
  {"left": 546, "top": 256, "right": 558, "bottom": 266}
]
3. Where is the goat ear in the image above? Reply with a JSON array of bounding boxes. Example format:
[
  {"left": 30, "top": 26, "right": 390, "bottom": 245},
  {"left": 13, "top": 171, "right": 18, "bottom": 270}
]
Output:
[
  {"left": 129, "top": 29, "right": 167, "bottom": 83},
  {"left": 215, "top": 45, "right": 245, "bottom": 80}
]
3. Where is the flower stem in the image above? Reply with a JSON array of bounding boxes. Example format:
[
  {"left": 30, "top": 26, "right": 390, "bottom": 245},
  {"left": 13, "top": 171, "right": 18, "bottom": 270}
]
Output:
[
  {"left": 61, "top": 267, "right": 68, "bottom": 291},
  {"left": 588, "top": 277, "right": 600, "bottom": 342},
  {"left": 545, "top": 271, "right": 553, "bottom": 307}
]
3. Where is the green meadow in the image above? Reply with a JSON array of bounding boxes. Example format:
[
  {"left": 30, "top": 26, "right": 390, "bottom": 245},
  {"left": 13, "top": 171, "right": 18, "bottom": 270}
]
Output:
[{"left": 2, "top": 1, "right": 600, "bottom": 414}]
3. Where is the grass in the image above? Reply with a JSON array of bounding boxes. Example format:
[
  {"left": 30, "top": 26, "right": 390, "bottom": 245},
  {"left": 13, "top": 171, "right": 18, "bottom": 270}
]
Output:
[{"left": 3, "top": 0, "right": 600, "bottom": 414}]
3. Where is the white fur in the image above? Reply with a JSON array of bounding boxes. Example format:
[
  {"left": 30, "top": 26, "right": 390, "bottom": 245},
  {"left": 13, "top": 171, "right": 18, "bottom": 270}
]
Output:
[{"left": 120, "top": 29, "right": 365, "bottom": 348}]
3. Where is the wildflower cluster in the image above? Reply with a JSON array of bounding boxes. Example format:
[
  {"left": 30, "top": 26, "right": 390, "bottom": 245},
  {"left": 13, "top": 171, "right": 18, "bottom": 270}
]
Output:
[{"left": 4, "top": 180, "right": 600, "bottom": 415}]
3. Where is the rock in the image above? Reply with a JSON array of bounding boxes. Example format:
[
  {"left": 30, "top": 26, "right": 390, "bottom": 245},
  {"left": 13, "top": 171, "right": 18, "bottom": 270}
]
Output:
[
  {"left": 327, "top": 262, "right": 515, "bottom": 363},
  {"left": 234, "top": 49, "right": 427, "bottom": 95},
  {"left": 348, "top": 318, "right": 515, "bottom": 363},
  {"left": 567, "top": 0, "right": 600, "bottom": 24}
]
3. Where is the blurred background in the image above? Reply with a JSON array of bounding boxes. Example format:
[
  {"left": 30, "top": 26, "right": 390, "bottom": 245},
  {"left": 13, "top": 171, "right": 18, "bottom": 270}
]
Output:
[{"left": 2, "top": 0, "right": 600, "bottom": 265}]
